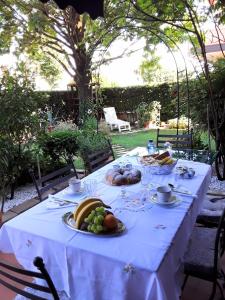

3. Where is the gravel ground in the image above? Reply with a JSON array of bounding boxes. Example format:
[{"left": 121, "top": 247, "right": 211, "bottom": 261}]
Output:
[
  {"left": 3, "top": 174, "right": 225, "bottom": 213},
  {"left": 3, "top": 184, "right": 37, "bottom": 212}
]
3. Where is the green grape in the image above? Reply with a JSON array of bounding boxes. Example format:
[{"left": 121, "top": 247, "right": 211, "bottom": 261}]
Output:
[
  {"left": 87, "top": 214, "right": 93, "bottom": 223},
  {"left": 94, "top": 217, "right": 99, "bottom": 225},
  {"left": 91, "top": 210, "right": 96, "bottom": 216},
  {"left": 84, "top": 217, "right": 89, "bottom": 223},
  {"left": 98, "top": 207, "right": 105, "bottom": 214},
  {"left": 91, "top": 224, "right": 96, "bottom": 232},
  {"left": 93, "top": 229, "right": 99, "bottom": 234},
  {"left": 95, "top": 207, "right": 101, "bottom": 212},
  {"left": 87, "top": 224, "right": 92, "bottom": 232},
  {"left": 96, "top": 225, "right": 103, "bottom": 232},
  {"left": 97, "top": 215, "right": 104, "bottom": 224}
]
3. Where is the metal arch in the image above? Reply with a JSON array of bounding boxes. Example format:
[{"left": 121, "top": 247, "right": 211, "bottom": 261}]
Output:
[
  {"left": 137, "top": 26, "right": 191, "bottom": 134},
  {"left": 155, "top": 29, "right": 191, "bottom": 134}
]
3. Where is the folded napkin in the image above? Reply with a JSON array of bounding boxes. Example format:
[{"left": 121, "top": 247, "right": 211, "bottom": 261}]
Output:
[{"left": 46, "top": 195, "right": 78, "bottom": 209}]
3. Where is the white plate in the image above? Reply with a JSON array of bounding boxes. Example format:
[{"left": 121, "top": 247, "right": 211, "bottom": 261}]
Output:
[{"left": 150, "top": 194, "right": 182, "bottom": 206}]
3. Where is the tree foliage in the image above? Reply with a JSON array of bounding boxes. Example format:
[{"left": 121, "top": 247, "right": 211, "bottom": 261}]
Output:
[
  {"left": 0, "top": 63, "right": 46, "bottom": 144},
  {"left": 0, "top": 0, "right": 132, "bottom": 110}
]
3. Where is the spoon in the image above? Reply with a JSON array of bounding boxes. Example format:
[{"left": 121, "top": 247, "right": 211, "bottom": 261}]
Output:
[
  {"left": 168, "top": 183, "right": 192, "bottom": 195},
  {"left": 209, "top": 197, "right": 225, "bottom": 203}
]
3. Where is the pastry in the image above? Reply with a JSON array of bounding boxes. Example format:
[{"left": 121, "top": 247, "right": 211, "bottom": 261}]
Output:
[{"left": 106, "top": 167, "right": 141, "bottom": 185}]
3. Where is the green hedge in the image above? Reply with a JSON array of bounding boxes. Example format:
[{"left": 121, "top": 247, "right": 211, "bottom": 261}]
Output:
[{"left": 38, "top": 83, "right": 188, "bottom": 122}]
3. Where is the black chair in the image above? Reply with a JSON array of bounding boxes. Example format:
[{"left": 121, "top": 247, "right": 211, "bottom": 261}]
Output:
[
  {"left": 0, "top": 256, "right": 59, "bottom": 300},
  {"left": 84, "top": 140, "right": 115, "bottom": 174},
  {"left": 182, "top": 208, "right": 225, "bottom": 300},
  {"left": 30, "top": 161, "right": 79, "bottom": 202},
  {"left": 156, "top": 128, "right": 193, "bottom": 150}
]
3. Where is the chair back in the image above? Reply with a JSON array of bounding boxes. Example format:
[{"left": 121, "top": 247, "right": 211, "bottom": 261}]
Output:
[
  {"left": 84, "top": 140, "right": 115, "bottom": 174},
  {"left": 214, "top": 208, "right": 225, "bottom": 275},
  {"left": 156, "top": 128, "right": 193, "bottom": 150},
  {"left": 103, "top": 107, "right": 118, "bottom": 123},
  {"left": 30, "top": 161, "right": 78, "bottom": 201},
  {"left": 0, "top": 256, "right": 59, "bottom": 300}
]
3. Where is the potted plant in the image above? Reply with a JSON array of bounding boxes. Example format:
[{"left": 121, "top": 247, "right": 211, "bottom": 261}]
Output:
[{"left": 135, "top": 102, "right": 151, "bottom": 128}]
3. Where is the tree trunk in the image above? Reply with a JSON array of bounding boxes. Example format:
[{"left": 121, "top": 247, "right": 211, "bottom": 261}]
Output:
[{"left": 75, "top": 60, "right": 92, "bottom": 122}]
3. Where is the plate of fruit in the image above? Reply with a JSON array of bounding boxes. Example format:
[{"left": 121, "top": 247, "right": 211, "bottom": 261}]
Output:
[{"left": 62, "top": 198, "right": 126, "bottom": 236}]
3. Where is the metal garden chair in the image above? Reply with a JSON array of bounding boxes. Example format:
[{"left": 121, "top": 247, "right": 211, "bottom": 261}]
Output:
[
  {"left": 182, "top": 208, "right": 225, "bottom": 300},
  {"left": 29, "top": 160, "right": 81, "bottom": 202},
  {"left": 0, "top": 256, "right": 60, "bottom": 300},
  {"left": 84, "top": 140, "right": 115, "bottom": 174}
]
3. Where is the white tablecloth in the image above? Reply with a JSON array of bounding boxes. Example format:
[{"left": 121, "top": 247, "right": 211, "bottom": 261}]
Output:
[{"left": 0, "top": 147, "right": 212, "bottom": 300}]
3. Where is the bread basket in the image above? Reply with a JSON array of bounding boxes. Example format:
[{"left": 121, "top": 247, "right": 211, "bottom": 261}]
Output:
[
  {"left": 140, "top": 153, "right": 177, "bottom": 175},
  {"left": 146, "top": 160, "right": 177, "bottom": 175}
]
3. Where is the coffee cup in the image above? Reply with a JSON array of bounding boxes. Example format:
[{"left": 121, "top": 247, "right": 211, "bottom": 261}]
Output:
[
  {"left": 69, "top": 178, "right": 81, "bottom": 193},
  {"left": 156, "top": 185, "right": 172, "bottom": 203}
]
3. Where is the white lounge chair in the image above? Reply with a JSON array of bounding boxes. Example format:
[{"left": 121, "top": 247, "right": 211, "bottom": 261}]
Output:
[{"left": 103, "top": 107, "right": 131, "bottom": 132}]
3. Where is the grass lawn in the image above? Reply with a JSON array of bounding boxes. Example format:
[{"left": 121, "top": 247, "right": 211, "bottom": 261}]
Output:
[
  {"left": 74, "top": 129, "right": 215, "bottom": 170},
  {"left": 111, "top": 129, "right": 215, "bottom": 150}
]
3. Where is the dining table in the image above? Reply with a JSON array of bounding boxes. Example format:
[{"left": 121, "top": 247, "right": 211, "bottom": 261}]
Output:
[{"left": 0, "top": 147, "right": 212, "bottom": 300}]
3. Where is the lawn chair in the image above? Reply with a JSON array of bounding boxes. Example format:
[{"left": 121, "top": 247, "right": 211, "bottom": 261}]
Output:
[{"left": 103, "top": 107, "right": 131, "bottom": 132}]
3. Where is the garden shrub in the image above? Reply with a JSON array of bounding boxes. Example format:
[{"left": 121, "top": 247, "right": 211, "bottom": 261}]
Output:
[
  {"left": 192, "top": 130, "right": 206, "bottom": 150},
  {"left": 53, "top": 120, "right": 78, "bottom": 131},
  {"left": 38, "top": 130, "right": 80, "bottom": 162},
  {"left": 78, "top": 132, "right": 109, "bottom": 156},
  {"left": 168, "top": 116, "right": 190, "bottom": 129},
  {"left": 77, "top": 117, "right": 110, "bottom": 169},
  {"left": 0, "top": 65, "right": 47, "bottom": 192},
  {"left": 135, "top": 102, "right": 151, "bottom": 128},
  {"left": 98, "top": 120, "right": 111, "bottom": 135},
  {"left": 32, "top": 153, "right": 68, "bottom": 178},
  {"left": 135, "top": 101, "right": 161, "bottom": 128}
]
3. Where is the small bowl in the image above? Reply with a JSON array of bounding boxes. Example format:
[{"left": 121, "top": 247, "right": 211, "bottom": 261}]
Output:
[{"left": 176, "top": 166, "right": 195, "bottom": 179}]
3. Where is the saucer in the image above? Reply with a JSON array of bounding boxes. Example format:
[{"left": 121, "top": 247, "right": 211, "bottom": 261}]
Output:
[
  {"left": 150, "top": 194, "right": 182, "bottom": 206},
  {"left": 64, "top": 187, "right": 85, "bottom": 196}
]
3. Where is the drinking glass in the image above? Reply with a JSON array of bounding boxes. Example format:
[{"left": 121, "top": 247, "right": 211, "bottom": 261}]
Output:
[
  {"left": 84, "top": 179, "right": 98, "bottom": 196},
  {"left": 141, "top": 166, "right": 149, "bottom": 188},
  {"left": 120, "top": 186, "right": 127, "bottom": 199}
]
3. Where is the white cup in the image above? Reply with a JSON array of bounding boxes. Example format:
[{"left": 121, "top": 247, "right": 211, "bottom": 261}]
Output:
[
  {"left": 156, "top": 186, "right": 172, "bottom": 203},
  {"left": 69, "top": 178, "right": 81, "bottom": 193}
]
